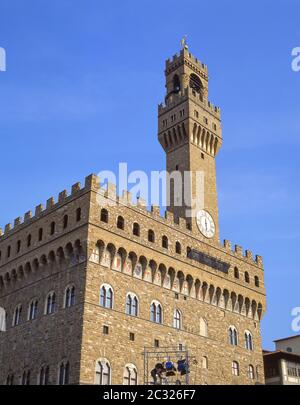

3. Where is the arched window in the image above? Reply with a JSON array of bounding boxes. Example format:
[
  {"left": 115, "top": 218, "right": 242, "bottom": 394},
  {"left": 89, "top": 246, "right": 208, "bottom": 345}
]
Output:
[
  {"left": 45, "top": 292, "right": 56, "bottom": 315},
  {"left": 234, "top": 267, "right": 239, "bottom": 279},
  {"left": 7, "top": 245, "right": 11, "bottom": 258},
  {"left": 245, "top": 331, "right": 253, "bottom": 351},
  {"left": 63, "top": 215, "right": 68, "bottom": 229},
  {"left": 76, "top": 207, "right": 81, "bottom": 222},
  {"left": 148, "top": 229, "right": 155, "bottom": 243},
  {"left": 21, "top": 370, "right": 30, "bottom": 385},
  {"left": 27, "top": 234, "right": 32, "bottom": 247},
  {"left": 96, "top": 359, "right": 111, "bottom": 385},
  {"left": 50, "top": 222, "right": 55, "bottom": 236},
  {"left": 229, "top": 326, "right": 238, "bottom": 346},
  {"left": 189, "top": 73, "right": 203, "bottom": 93},
  {"left": 58, "top": 361, "right": 70, "bottom": 385},
  {"left": 200, "top": 317, "right": 208, "bottom": 337},
  {"left": 133, "top": 222, "right": 140, "bottom": 237},
  {"left": 100, "top": 208, "right": 108, "bottom": 223},
  {"left": 12, "top": 304, "right": 22, "bottom": 326},
  {"left": 123, "top": 364, "right": 138, "bottom": 385},
  {"left": 175, "top": 241, "right": 181, "bottom": 254},
  {"left": 64, "top": 286, "right": 75, "bottom": 308},
  {"left": 202, "top": 356, "right": 208, "bottom": 369},
  {"left": 173, "top": 309, "right": 182, "bottom": 329},
  {"left": 126, "top": 293, "right": 139, "bottom": 317},
  {"left": 28, "top": 299, "right": 38, "bottom": 321},
  {"left": 232, "top": 361, "right": 239, "bottom": 376},
  {"left": 162, "top": 235, "right": 168, "bottom": 249},
  {"left": 39, "top": 366, "right": 50, "bottom": 385},
  {"left": 17, "top": 240, "right": 21, "bottom": 253},
  {"left": 38, "top": 228, "right": 43, "bottom": 241},
  {"left": 173, "top": 74, "right": 180, "bottom": 93},
  {"left": 100, "top": 284, "right": 113, "bottom": 309},
  {"left": 117, "top": 216, "right": 125, "bottom": 230},
  {"left": 248, "top": 364, "right": 255, "bottom": 380},
  {"left": 150, "top": 301, "right": 162, "bottom": 324},
  {"left": 254, "top": 276, "right": 260, "bottom": 287},
  {"left": 245, "top": 272, "right": 250, "bottom": 283}
]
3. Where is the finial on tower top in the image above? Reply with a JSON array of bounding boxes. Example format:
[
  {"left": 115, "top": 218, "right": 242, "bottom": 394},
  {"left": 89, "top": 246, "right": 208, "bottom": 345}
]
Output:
[{"left": 180, "top": 35, "right": 188, "bottom": 50}]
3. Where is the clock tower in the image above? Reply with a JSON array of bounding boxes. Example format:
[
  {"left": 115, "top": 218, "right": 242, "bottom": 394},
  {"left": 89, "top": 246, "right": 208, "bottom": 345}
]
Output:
[{"left": 158, "top": 42, "right": 222, "bottom": 242}]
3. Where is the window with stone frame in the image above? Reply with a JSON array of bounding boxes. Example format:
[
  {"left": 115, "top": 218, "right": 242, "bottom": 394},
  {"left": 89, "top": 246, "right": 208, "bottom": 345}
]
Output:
[
  {"left": 58, "top": 361, "right": 70, "bottom": 385},
  {"left": 245, "top": 330, "right": 253, "bottom": 351},
  {"left": 173, "top": 309, "right": 182, "bottom": 329},
  {"left": 123, "top": 364, "right": 138, "bottom": 385},
  {"left": 150, "top": 301, "right": 162, "bottom": 324},
  {"left": 64, "top": 285, "right": 75, "bottom": 308},
  {"left": 126, "top": 293, "right": 139, "bottom": 317},
  {"left": 95, "top": 360, "right": 111, "bottom": 385},
  {"left": 232, "top": 361, "right": 239, "bottom": 376},
  {"left": 12, "top": 304, "right": 22, "bottom": 326},
  {"left": 100, "top": 284, "right": 114, "bottom": 309},
  {"left": 28, "top": 299, "right": 38, "bottom": 321},
  {"left": 45, "top": 292, "right": 56, "bottom": 315},
  {"left": 229, "top": 326, "right": 238, "bottom": 346}
]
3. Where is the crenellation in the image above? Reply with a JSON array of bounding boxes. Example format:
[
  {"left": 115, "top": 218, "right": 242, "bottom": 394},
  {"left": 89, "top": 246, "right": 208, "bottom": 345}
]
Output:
[
  {"left": 178, "top": 216, "right": 187, "bottom": 230},
  {"left": 121, "top": 190, "right": 132, "bottom": 205},
  {"left": 14, "top": 217, "right": 22, "bottom": 227},
  {"left": 84, "top": 173, "right": 100, "bottom": 191},
  {"left": 245, "top": 249, "right": 253, "bottom": 260},
  {"left": 234, "top": 245, "right": 243, "bottom": 256},
  {"left": 255, "top": 255, "right": 263, "bottom": 268},
  {"left": 222, "top": 240, "right": 263, "bottom": 267},
  {"left": 104, "top": 183, "right": 117, "bottom": 200},
  {"left": 164, "top": 210, "right": 174, "bottom": 224},
  {"left": 4, "top": 224, "right": 11, "bottom": 233},
  {"left": 136, "top": 196, "right": 147, "bottom": 208},
  {"left": 158, "top": 90, "right": 220, "bottom": 120},
  {"left": 223, "top": 239, "right": 231, "bottom": 250},
  {"left": 71, "top": 182, "right": 81, "bottom": 195},
  {"left": 165, "top": 49, "right": 209, "bottom": 75},
  {"left": 35, "top": 204, "right": 44, "bottom": 217},
  {"left": 46, "top": 197, "right": 55, "bottom": 210},
  {"left": 58, "top": 190, "right": 68, "bottom": 203},
  {"left": 24, "top": 211, "right": 32, "bottom": 222},
  {"left": 0, "top": 175, "right": 263, "bottom": 272},
  {"left": 0, "top": 177, "right": 89, "bottom": 240},
  {"left": 150, "top": 204, "right": 160, "bottom": 216}
]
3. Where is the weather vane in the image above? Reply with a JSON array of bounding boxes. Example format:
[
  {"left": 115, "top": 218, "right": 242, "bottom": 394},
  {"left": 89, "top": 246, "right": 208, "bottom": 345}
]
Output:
[{"left": 180, "top": 35, "right": 188, "bottom": 50}]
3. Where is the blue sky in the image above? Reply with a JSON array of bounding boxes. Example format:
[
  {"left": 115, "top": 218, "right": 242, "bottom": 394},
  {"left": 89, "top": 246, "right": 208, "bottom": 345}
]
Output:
[{"left": 0, "top": 0, "right": 299, "bottom": 349}]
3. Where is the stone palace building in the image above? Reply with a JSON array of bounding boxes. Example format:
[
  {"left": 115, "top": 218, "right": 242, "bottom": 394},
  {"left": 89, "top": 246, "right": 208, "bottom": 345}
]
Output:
[{"left": 0, "top": 44, "right": 266, "bottom": 385}]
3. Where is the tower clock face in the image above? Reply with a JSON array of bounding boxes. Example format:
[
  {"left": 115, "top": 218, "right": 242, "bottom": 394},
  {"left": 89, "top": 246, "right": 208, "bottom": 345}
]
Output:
[{"left": 196, "top": 210, "right": 215, "bottom": 238}]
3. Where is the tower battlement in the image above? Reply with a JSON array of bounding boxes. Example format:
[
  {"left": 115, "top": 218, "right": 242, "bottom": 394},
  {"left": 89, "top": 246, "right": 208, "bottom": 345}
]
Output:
[
  {"left": 0, "top": 174, "right": 263, "bottom": 270},
  {"left": 166, "top": 48, "right": 208, "bottom": 76},
  {"left": 158, "top": 87, "right": 221, "bottom": 119},
  {"left": 0, "top": 174, "right": 97, "bottom": 240}
]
